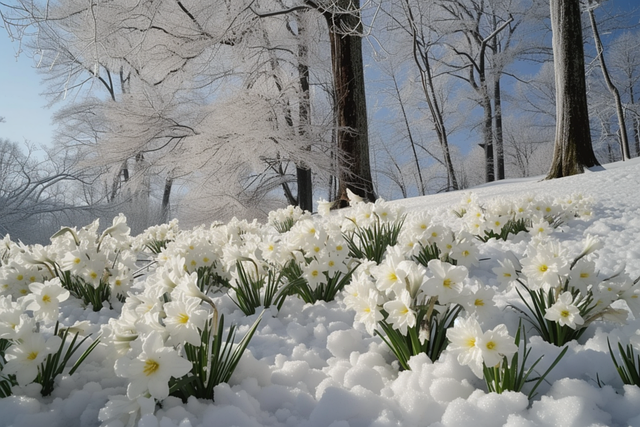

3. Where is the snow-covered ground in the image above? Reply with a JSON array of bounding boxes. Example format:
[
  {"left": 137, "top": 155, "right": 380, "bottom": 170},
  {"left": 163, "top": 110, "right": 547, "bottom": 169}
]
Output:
[{"left": 2, "top": 157, "right": 640, "bottom": 427}]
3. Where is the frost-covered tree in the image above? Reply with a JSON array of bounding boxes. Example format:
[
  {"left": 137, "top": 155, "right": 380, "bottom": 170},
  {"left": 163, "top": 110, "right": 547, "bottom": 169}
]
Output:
[
  {"left": 0, "top": 139, "right": 94, "bottom": 241},
  {"left": 609, "top": 30, "right": 640, "bottom": 157},
  {"left": 586, "top": 0, "right": 631, "bottom": 161}
]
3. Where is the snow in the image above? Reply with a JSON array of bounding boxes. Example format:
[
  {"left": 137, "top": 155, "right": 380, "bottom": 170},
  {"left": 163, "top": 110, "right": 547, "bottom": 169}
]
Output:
[{"left": 2, "top": 157, "right": 640, "bottom": 427}]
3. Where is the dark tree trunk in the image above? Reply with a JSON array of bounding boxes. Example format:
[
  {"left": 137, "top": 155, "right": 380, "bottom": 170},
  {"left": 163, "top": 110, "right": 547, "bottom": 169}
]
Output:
[
  {"left": 481, "top": 94, "right": 495, "bottom": 182},
  {"left": 629, "top": 84, "right": 640, "bottom": 156},
  {"left": 494, "top": 77, "right": 505, "bottom": 180},
  {"left": 546, "top": 0, "right": 600, "bottom": 179},
  {"left": 324, "top": 1, "right": 376, "bottom": 206},
  {"left": 297, "top": 20, "right": 313, "bottom": 212},
  {"left": 161, "top": 177, "right": 173, "bottom": 222}
]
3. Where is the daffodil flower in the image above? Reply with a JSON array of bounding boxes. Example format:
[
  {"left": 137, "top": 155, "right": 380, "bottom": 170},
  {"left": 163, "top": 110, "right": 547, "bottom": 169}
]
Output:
[{"left": 115, "top": 331, "right": 192, "bottom": 400}]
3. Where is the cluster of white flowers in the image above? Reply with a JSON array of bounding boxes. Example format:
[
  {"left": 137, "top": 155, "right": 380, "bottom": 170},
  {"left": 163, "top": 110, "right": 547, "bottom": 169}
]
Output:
[
  {"left": 268, "top": 205, "right": 312, "bottom": 233},
  {"left": 101, "top": 260, "right": 207, "bottom": 400},
  {"left": 1, "top": 188, "right": 629, "bottom": 421},
  {"left": 283, "top": 217, "right": 353, "bottom": 291},
  {"left": 0, "top": 278, "right": 89, "bottom": 393},
  {"left": 340, "top": 198, "right": 404, "bottom": 231},
  {"left": 446, "top": 316, "right": 518, "bottom": 378},
  {"left": 132, "top": 219, "right": 180, "bottom": 253},
  {"left": 398, "top": 212, "right": 480, "bottom": 268},
  {"left": 510, "top": 234, "right": 636, "bottom": 330},
  {"left": 455, "top": 192, "right": 593, "bottom": 239}
]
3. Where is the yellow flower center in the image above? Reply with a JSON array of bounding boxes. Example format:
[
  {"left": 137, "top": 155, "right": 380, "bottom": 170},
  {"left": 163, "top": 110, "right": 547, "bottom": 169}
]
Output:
[
  {"left": 311, "top": 270, "right": 319, "bottom": 277},
  {"left": 144, "top": 359, "right": 160, "bottom": 376},
  {"left": 27, "top": 351, "right": 39, "bottom": 361},
  {"left": 580, "top": 272, "right": 589, "bottom": 278},
  {"left": 486, "top": 341, "right": 496, "bottom": 350},
  {"left": 539, "top": 265, "right": 548, "bottom": 272},
  {"left": 74, "top": 258, "right": 81, "bottom": 264},
  {"left": 560, "top": 310, "right": 570, "bottom": 318},
  {"left": 203, "top": 257, "right": 210, "bottom": 264},
  {"left": 389, "top": 272, "right": 398, "bottom": 282},
  {"left": 16, "top": 274, "right": 24, "bottom": 281},
  {"left": 443, "top": 278, "right": 452, "bottom": 288},
  {"left": 42, "top": 294, "right": 51, "bottom": 303},
  {"left": 466, "top": 338, "right": 476, "bottom": 348},
  {"left": 503, "top": 272, "right": 512, "bottom": 278},
  {"left": 474, "top": 299, "right": 484, "bottom": 306},
  {"left": 178, "top": 313, "right": 189, "bottom": 324}
]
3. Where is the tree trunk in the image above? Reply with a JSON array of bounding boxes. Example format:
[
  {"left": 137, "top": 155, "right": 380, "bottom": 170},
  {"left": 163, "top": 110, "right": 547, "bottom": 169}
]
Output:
[
  {"left": 630, "top": 86, "right": 640, "bottom": 156},
  {"left": 297, "top": 19, "right": 313, "bottom": 212},
  {"left": 546, "top": 0, "right": 600, "bottom": 179},
  {"left": 324, "top": 1, "right": 376, "bottom": 206},
  {"left": 161, "top": 177, "right": 173, "bottom": 222},
  {"left": 494, "top": 74, "right": 505, "bottom": 180},
  {"left": 481, "top": 93, "right": 495, "bottom": 182}
]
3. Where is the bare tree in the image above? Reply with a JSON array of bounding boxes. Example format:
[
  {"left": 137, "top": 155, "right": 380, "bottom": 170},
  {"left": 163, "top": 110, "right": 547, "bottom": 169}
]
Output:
[
  {"left": 603, "top": 30, "right": 640, "bottom": 157},
  {"left": 0, "top": 139, "right": 94, "bottom": 239},
  {"left": 546, "top": 0, "right": 600, "bottom": 178},
  {"left": 586, "top": 0, "right": 631, "bottom": 161}
]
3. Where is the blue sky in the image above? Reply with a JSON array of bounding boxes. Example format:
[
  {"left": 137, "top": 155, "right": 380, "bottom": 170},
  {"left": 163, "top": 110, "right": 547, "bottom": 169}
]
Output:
[{"left": 0, "top": 33, "right": 56, "bottom": 147}]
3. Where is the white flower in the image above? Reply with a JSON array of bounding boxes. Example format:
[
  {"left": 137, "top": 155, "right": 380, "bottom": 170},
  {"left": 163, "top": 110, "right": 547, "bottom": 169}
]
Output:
[
  {"left": 485, "top": 213, "right": 509, "bottom": 235},
  {"left": 577, "top": 234, "right": 603, "bottom": 259},
  {"left": 22, "top": 278, "right": 70, "bottom": 324},
  {"left": 446, "top": 316, "right": 484, "bottom": 378},
  {"left": 423, "top": 260, "right": 467, "bottom": 304},
  {"left": 492, "top": 258, "right": 519, "bottom": 289},
  {"left": 450, "top": 238, "right": 479, "bottom": 268},
  {"left": 115, "top": 331, "right": 192, "bottom": 400},
  {"left": 568, "top": 259, "right": 599, "bottom": 293},
  {"left": 373, "top": 249, "right": 406, "bottom": 295},
  {"left": 544, "top": 292, "right": 584, "bottom": 329},
  {"left": 346, "top": 188, "right": 364, "bottom": 204},
  {"left": 621, "top": 282, "right": 640, "bottom": 318},
  {"left": 0, "top": 295, "right": 35, "bottom": 340},
  {"left": 529, "top": 219, "right": 552, "bottom": 238},
  {"left": 303, "top": 259, "right": 325, "bottom": 290},
  {"left": 476, "top": 324, "right": 518, "bottom": 368},
  {"left": 383, "top": 289, "right": 416, "bottom": 335},
  {"left": 461, "top": 285, "right": 496, "bottom": 319},
  {"left": 101, "top": 213, "right": 131, "bottom": 241},
  {"left": 163, "top": 297, "right": 209, "bottom": 346},
  {"left": 352, "top": 289, "right": 384, "bottom": 336},
  {"left": 520, "top": 250, "right": 568, "bottom": 290},
  {"left": 2, "top": 331, "right": 62, "bottom": 386}
]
